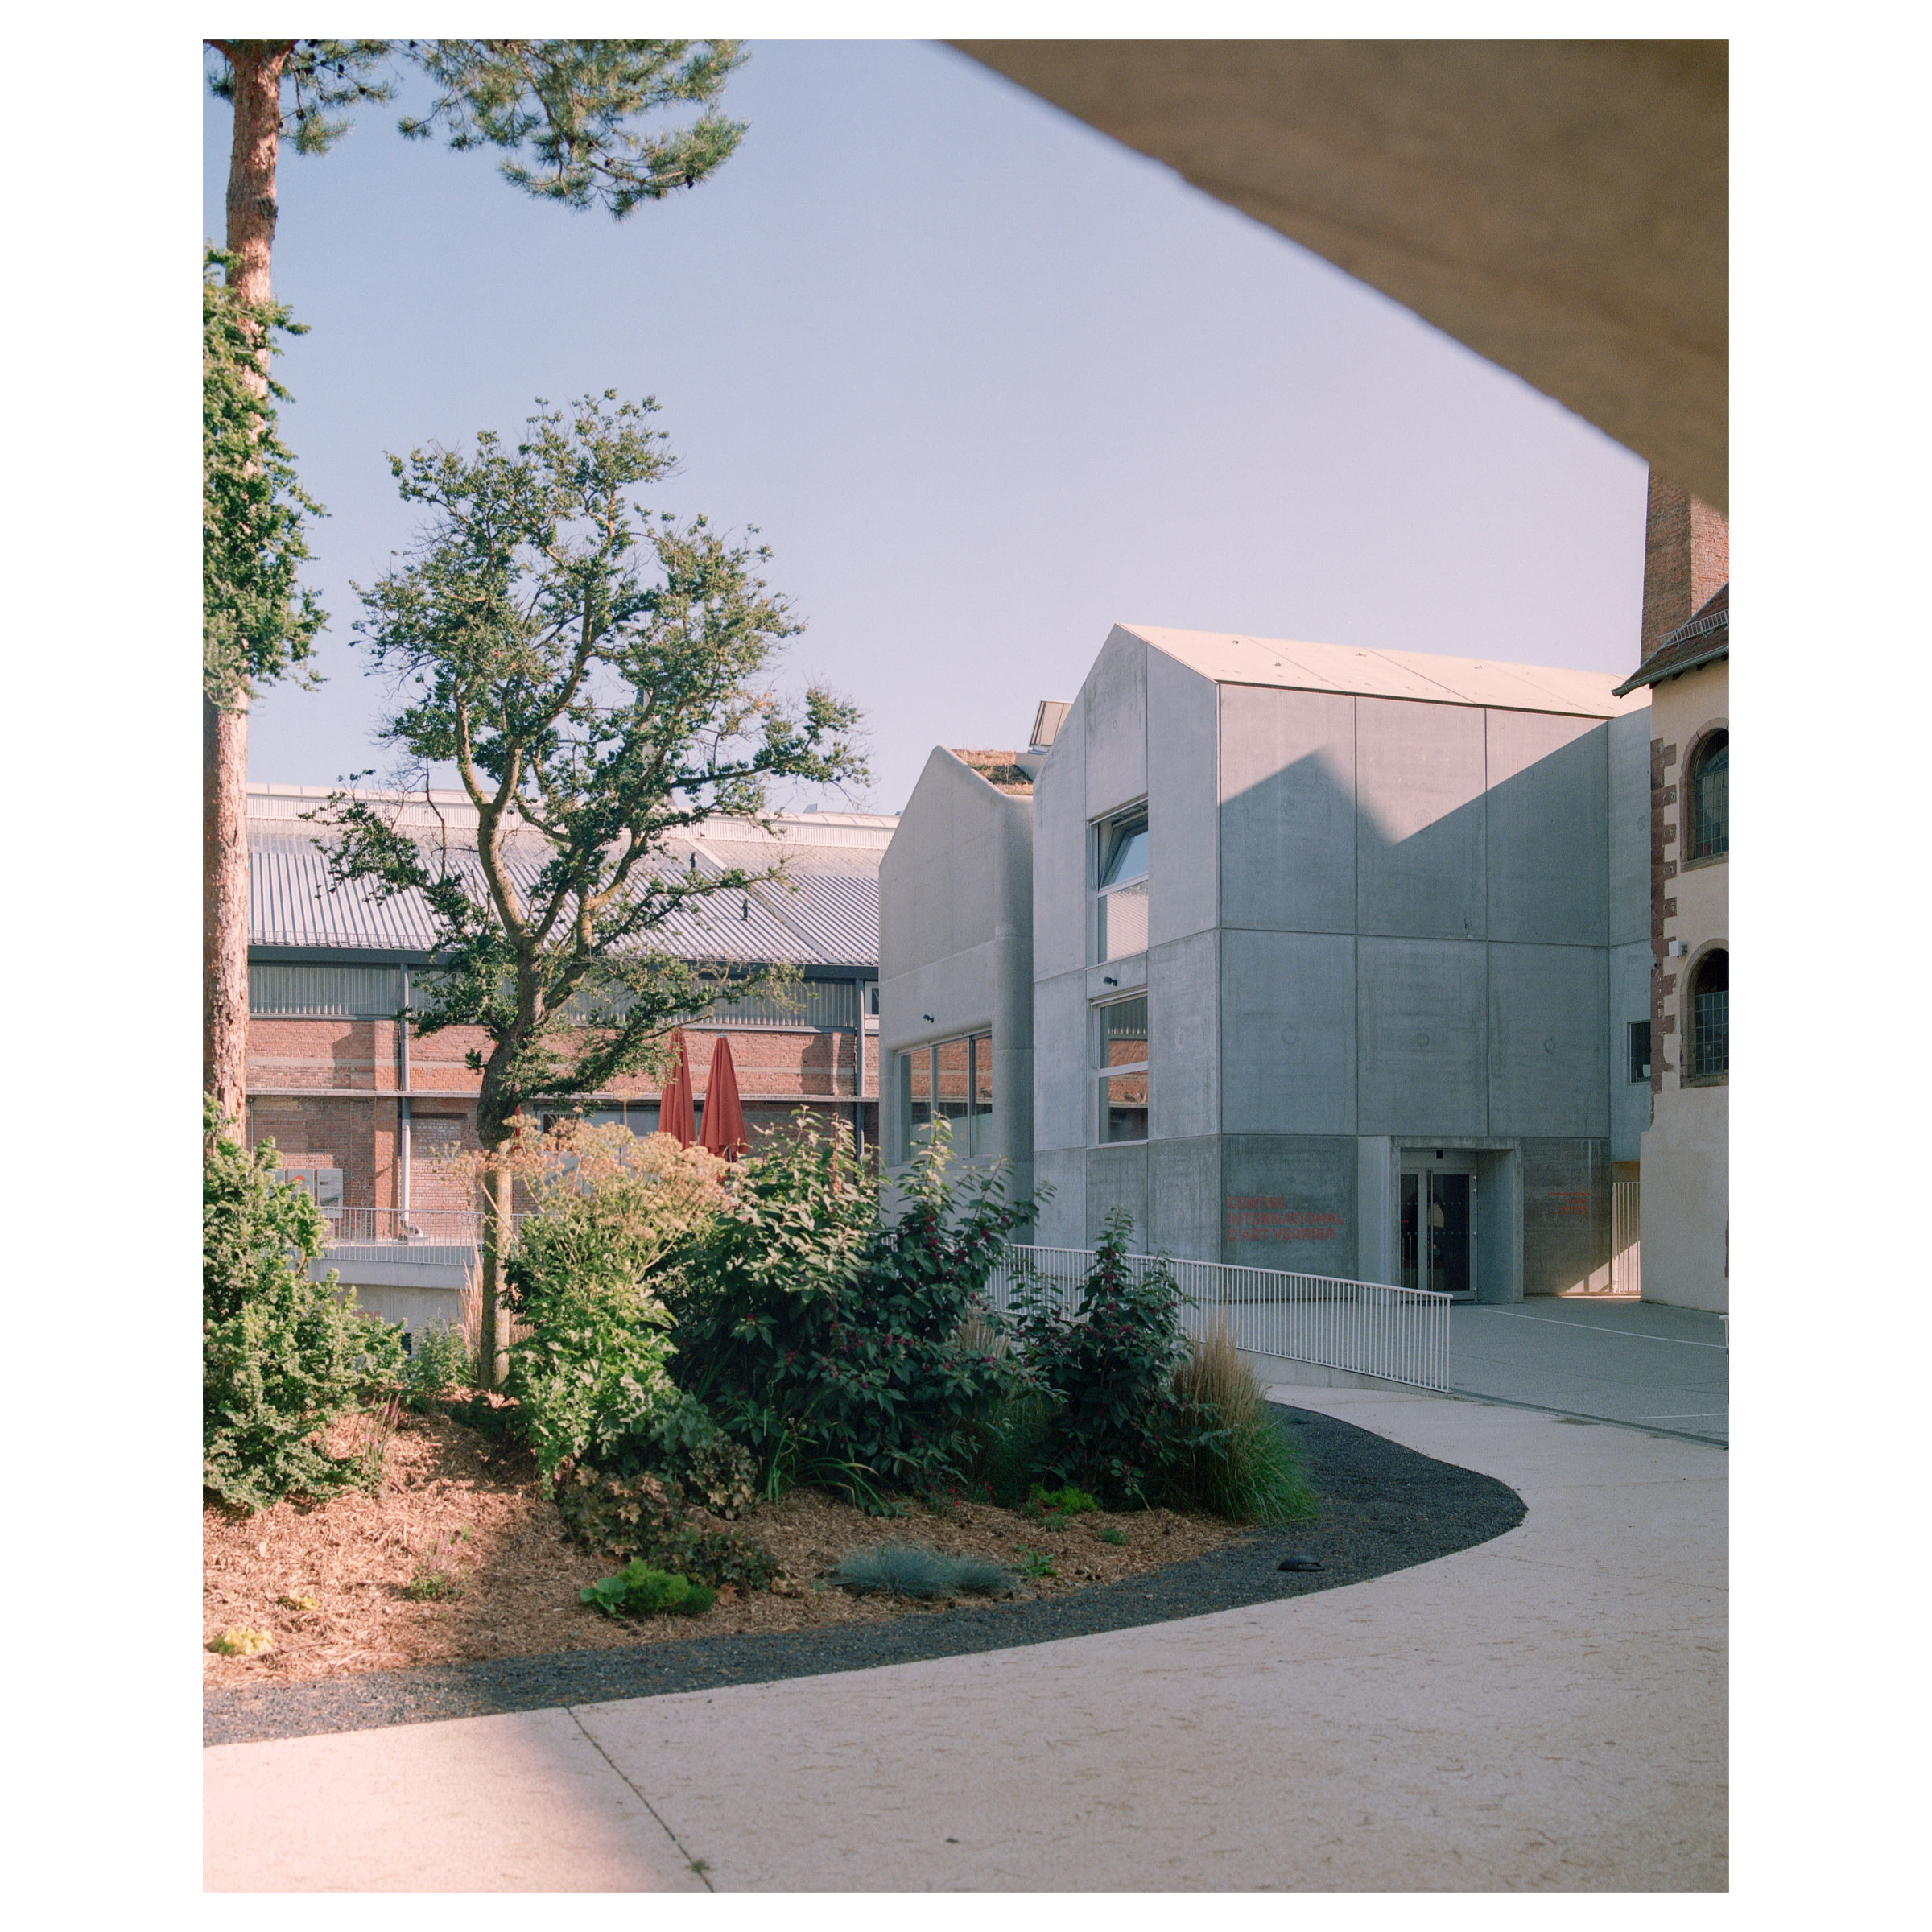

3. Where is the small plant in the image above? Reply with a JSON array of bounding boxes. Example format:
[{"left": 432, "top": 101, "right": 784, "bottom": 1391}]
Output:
[
  {"left": 405, "top": 1525, "right": 470, "bottom": 1600},
  {"left": 1012, "top": 1546, "right": 1058, "bottom": 1581},
  {"left": 1170, "top": 1318, "right": 1318, "bottom": 1524},
  {"left": 1026, "top": 1484, "right": 1100, "bottom": 1520},
  {"left": 401, "top": 1322, "right": 471, "bottom": 1403},
  {"left": 581, "top": 1561, "right": 716, "bottom": 1618},
  {"left": 355, "top": 1389, "right": 407, "bottom": 1490},
  {"left": 829, "top": 1542, "right": 1016, "bottom": 1600},
  {"left": 208, "top": 1628, "right": 274, "bottom": 1657},
  {"left": 279, "top": 1592, "right": 319, "bottom": 1611},
  {"left": 1098, "top": 1527, "right": 1126, "bottom": 1546},
  {"left": 554, "top": 1465, "right": 778, "bottom": 1591}
]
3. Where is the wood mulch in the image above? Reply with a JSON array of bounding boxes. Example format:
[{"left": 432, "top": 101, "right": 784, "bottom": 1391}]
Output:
[{"left": 204, "top": 1402, "right": 1242, "bottom": 1688}]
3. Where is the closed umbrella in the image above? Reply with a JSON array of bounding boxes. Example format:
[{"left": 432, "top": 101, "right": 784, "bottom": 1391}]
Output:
[
  {"left": 658, "top": 1032, "right": 696, "bottom": 1146},
  {"left": 698, "top": 1034, "right": 750, "bottom": 1162}
]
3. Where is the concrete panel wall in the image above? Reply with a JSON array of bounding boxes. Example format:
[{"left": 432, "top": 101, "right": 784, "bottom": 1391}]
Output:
[
  {"left": 1473, "top": 1147, "right": 1525, "bottom": 1302},
  {"left": 1356, "top": 696, "right": 1487, "bottom": 939},
  {"left": 1084, "top": 1142, "right": 1150, "bottom": 1248},
  {"left": 1149, "top": 931, "right": 1220, "bottom": 1141},
  {"left": 878, "top": 750, "right": 999, "bottom": 980},
  {"left": 1607, "top": 705, "right": 1653, "bottom": 947},
  {"left": 1356, "top": 938, "right": 1488, "bottom": 1137},
  {"left": 1609, "top": 939, "right": 1652, "bottom": 1162},
  {"left": 1084, "top": 626, "right": 1148, "bottom": 821},
  {"left": 1032, "top": 971, "right": 1089, "bottom": 1154},
  {"left": 1219, "top": 687, "right": 1356, "bottom": 933},
  {"left": 1484, "top": 712, "right": 1608, "bottom": 946},
  {"left": 1220, "top": 1134, "right": 1358, "bottom": 1278},
  {"left": 1355, "top": 1135, "right": 1396, "bottom": 1284},
  {"left": 1031, "top": 691, "right": 1088, "bottom": 982},
  {"left": 1221, "top": 930, "right": 1356, "bottom": 1134},
  {"left": 1149, "top": 1136, "right": 1221, "bottom": 1261},
  {"left": 1487, "top": 943, "right": 1609, "bottom": 1137},
  {"left": 1521, "top": 1137, "right": 1612, "bottom": 1294},
  {"left": 1031, "top": 1146, "right": 1086, "bottom": 1250},
  {"left": 1147, "top": 647, "right": 1220, "bottom": 947}
]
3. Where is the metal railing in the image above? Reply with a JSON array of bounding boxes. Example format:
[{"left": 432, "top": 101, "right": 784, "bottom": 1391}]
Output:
[
  {"left": 1611, "top": 1182, "right": 1642, "bottom": 1298},
  {"left": 985, "top": 1245, "right": 1453, "bottom": 1393},
  {"left": 321, "top": 1207, "right": 524, "bottom": 1249}
]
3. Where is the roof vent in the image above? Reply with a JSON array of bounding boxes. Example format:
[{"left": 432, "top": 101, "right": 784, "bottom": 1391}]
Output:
[{"left": 1030, "top": 700, "right": 1071, "bottom": 750}]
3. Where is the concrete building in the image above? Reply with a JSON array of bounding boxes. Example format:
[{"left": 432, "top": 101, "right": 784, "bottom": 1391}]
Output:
[
  {"left": 881, "top": 629, "right": 1654, "bottom": 1301},
  {"left": 1613, "top": 476, "right": 1730, "bottom": 1310}
]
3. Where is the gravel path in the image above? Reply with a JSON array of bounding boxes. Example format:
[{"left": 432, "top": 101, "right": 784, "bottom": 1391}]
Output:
[{"left": 203, "top": 1401, "right": 1524, "bottom": 1747}]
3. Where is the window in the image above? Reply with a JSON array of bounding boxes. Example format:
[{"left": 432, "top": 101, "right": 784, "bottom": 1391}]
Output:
[
  {"left": 895, "top": 1033, "right": 993, "bottom": 1161},
  {"left": 1096, "top": 807, "right": 1149, "bottom": 962},
  {"left": 1689, "top": 951, "right": 1728, "bottom": 1080},
  {"left": 1628, "top": 1020, "right": 1651, "bottom": 1084},
  {"left": 1690, "top": 730, "right": 1728, "bottom": 860},
  {"left": 1096, "top": 995, "right": 1149, "bottom": 1143}
]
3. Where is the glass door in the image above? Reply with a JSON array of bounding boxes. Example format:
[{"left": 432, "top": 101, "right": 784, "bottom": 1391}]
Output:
[{"left": 1399, "top": 1166, "right": 1476, "bottom": 1296}]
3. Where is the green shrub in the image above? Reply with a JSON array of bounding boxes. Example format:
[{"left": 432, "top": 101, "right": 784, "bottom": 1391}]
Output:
[
  {"left": 400, "top": 1323, "right": 471, "bottom": 1402},
  {"left": 663, "top": 1117, "right": 1038, "bottom": 1504},
  {"left": 966, "top": 1393, "right": 1053, "bottom": 1506},
  {"left": 580, "top": 1560, "right": 716, "bottom": 1618},
  {"left": 1026, "top": 1484, "right": 1100, "bottom": 1519},
  {"left": 203, "top": 1100, "right": 406, "bottom": 1513},
  {"left": 554, "top": 1465, "right": 778, "bottom": 1591},
  {"left": 828, "top": 1542, "right": 1015, "bottom": 1600},
  {"left": 1011, "top": 1212, "right": 1204, "bottom": 1509},
  {"left": 1170, "top": 1319, "right": 1317, "bottom": 1524}
]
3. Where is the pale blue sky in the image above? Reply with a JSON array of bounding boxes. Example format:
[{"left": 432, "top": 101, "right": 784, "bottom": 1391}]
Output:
[{"left": 206, "top": 39, "right": 1649, "bottom": 815}]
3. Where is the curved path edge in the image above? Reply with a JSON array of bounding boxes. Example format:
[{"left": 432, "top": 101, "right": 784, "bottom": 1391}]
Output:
[{"left": 204, "top": 1403, "right": 1525, "bottom": 1748}]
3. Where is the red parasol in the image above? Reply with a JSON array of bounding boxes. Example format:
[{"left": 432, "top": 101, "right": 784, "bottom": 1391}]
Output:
[
  {"left": 658, "top": 1032, "right": 696, "bottom": 1146},
  {"left": 698, "top": 1034, "right": 750, "bottom": 1162}
]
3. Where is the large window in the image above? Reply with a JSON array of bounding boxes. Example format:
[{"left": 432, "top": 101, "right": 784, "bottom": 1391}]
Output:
[
  {"left": 1690, "top": 729, "right": 1728, "bottom": 860},
  {"left": 1096, "top": 995, "right": 1149, "bottom": 1143},
  {"left": 896, "top": 1033, "right": 993, "bottom": 1161},
  {"left": 1689, "top": 950, "right": 1728, "bottom": 1081},
  {"left": 1096, "top": 806, "right": 1149, "bottom": 962}
]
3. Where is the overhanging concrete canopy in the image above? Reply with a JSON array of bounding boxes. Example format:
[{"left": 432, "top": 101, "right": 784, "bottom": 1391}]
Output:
[{"left": 952, "top": 40, "right": 1728, "bottom": 511}]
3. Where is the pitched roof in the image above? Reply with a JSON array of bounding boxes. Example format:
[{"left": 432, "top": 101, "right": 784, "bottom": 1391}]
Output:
[
  {"left": 1122, "top": 624, "right": 1648, "bottom": 718},
  {"left": 246, "top": 787, "right": 894, "bottom": 968},
  {"left": 1612, "top": 583, "right": 1729, "bottom": 696}
]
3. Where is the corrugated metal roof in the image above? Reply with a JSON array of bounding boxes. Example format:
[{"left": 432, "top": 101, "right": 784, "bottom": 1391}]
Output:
[
  {"left": 1122, "top": 624, "right": 1649, "bottom": 719},
  {"left": 250, "top": 824, "right": 880, "bottom": 968}
]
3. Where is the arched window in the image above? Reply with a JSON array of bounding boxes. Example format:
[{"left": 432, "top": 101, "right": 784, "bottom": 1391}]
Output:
[
  {"left": 1690, "top": 729, "right": 1728, "bottom": 860},
  {"left": 1690, "top": 949, "right": 1728, "bottom": 1080}
]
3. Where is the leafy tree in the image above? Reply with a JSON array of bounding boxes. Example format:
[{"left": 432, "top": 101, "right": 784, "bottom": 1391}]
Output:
[
  {"left": 202, "top": 38, "right": 749, "bottom": 1130},
  {"left": 316, "top": 393, "right": 865, "bottom": 1382}
]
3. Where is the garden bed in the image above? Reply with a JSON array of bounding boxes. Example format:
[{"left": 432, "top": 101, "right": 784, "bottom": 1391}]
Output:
[{"left": 203, "top": 1401, "right": 1245, "bottom": 1691}]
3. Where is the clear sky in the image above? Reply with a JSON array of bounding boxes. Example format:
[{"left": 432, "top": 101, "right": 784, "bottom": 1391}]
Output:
[{"left": 206, "top": 39, "right": 1649, "bottom": 816}]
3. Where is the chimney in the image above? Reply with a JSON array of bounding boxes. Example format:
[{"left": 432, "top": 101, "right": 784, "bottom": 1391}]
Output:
[{"left": 1640, "top": 470, "right": 1730, "bottom": 661}]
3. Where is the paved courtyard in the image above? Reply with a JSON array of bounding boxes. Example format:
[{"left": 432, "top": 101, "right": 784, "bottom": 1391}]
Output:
[
  {"left": 204, "top": 1385, "right": 1727, "bottom": 1891},
  {"left": 1451, "top": 1296, "right": 1728, "bottom": 1443}
]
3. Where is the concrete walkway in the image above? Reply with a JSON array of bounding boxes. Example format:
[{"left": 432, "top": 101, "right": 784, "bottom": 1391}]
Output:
[
  {"left": 204, "top": 1389, "right": 1726, "bottom": 1891},
  {"left": 1451, "top": 1298, "right": 1729, "bottom": 1443}
]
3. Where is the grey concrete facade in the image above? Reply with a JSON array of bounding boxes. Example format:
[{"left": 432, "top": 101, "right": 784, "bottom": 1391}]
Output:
[
  {"left": 878, "top": 749, "right": 1034, "bottom": 1213},
  {"left": 1018, "top": 625, "right": 1653, "bottom": 1298}
]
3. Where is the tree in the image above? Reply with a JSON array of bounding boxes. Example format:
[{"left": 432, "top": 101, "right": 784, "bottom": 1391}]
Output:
[
  {"left": 203, "top": 39, "right": 749, "bottom": 1131},
  {"left": 316, "top": 392, "right": 865, "bottom": 1382}
]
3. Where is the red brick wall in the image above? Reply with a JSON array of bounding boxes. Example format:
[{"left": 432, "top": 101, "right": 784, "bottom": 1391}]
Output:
[{"left": 1641, "top": 471, "right": 1731, "bottom": 660}]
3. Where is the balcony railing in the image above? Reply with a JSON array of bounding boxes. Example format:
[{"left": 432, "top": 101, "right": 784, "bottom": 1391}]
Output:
[{"left": 321, "top": 1207, "right": 523, "bottom": 1249}]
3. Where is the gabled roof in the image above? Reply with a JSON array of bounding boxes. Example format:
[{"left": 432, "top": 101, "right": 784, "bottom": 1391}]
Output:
[
  {"left": 1121, "top": 624, "right": 1647, "bottom": 719},
  {"left": 1612, "top": 584, "right": 1729, "bottom": 696}
]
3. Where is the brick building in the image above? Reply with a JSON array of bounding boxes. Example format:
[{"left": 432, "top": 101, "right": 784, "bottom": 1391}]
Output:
[{"left": 243, "top": 785, "right": 892, "bottom": 1327}]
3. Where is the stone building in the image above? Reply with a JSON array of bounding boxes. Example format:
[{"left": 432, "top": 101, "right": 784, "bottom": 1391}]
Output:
[
  {"left": 1612, "top": 473, "right": 1730, "bottom": 1310},
  {"left": 881, "top": 627, "right": 1655, "bottom": 1302}
]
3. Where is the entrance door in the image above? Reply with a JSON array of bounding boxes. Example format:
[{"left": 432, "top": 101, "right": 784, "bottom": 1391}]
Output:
[{"left": 1399, "top": 1167, "right": 1476, "bottom": 1296}]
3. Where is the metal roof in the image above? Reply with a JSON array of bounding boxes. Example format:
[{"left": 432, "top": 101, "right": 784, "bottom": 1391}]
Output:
[
  {"left": 250, "top": 807, "right": 884, "bottom": 969},
  {"left": 1122, "top": 624, "right": 1649, "bottom": 719}
]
